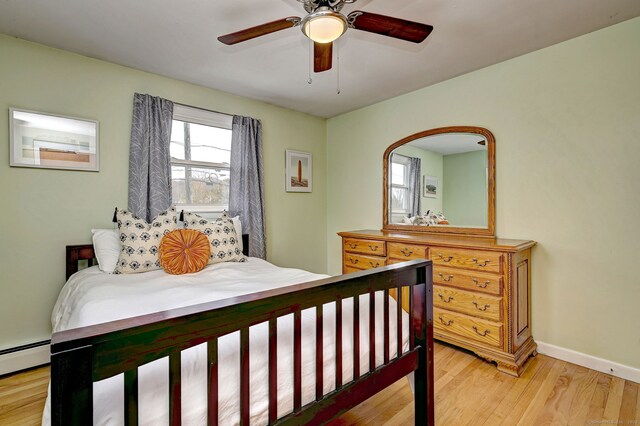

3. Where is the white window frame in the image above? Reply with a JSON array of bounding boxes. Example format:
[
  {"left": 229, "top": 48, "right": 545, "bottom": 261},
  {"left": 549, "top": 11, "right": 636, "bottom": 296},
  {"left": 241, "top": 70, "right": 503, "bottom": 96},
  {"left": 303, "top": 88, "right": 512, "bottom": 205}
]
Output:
[
  {"left": 170, "top": 104, "right": 233, "bottom": 213},
  {"left": 390, "top": 154, "right": 411, "bottom": 216}
]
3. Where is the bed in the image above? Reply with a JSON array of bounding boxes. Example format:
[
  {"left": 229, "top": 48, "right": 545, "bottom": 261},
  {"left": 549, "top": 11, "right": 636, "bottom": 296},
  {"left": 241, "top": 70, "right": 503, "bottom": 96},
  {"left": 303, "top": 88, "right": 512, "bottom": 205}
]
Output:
[{"left": 47, "top": 239, "right": 434, "bottom": 425}]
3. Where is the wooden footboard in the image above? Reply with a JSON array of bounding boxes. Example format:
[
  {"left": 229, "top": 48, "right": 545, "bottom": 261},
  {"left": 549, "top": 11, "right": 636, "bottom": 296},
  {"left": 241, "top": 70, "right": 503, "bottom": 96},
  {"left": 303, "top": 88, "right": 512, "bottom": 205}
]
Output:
[{"left": 51, "top": 260, "right": 433, "bottom": 425}]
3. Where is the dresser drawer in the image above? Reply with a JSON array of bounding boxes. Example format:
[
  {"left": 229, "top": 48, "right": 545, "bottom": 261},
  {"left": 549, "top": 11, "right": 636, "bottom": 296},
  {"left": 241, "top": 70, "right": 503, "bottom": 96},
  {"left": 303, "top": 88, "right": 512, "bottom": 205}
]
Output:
[
  {"left": 434, "top": 266, "right": 503, "bottom": 296},
  {"left": 343, "top": 253, "right": 385, "bottom": 270},
  {"left": 343, "top": 238, "right": 386, "bottom": 256},
  {"left": 343, "top": 265, "right": 362, "bottom": 274},
  {"left": 431, "top": 247, "right": 503, "bottom": 274},
  {"left": 434, "top": 308, "right": 503, "bottom": 349},
  {"left": 434, "top": 285, "right": 502, "bottom": 321},
  {"left": 388, "top": 242, "right": 428, "bottom": 261}
]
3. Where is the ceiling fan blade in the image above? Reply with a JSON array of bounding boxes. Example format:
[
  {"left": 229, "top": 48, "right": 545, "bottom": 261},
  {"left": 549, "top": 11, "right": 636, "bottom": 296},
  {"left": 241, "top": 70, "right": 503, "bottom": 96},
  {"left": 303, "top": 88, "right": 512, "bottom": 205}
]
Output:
[
  {"left": 314, "top": 42, "right": 333, "bottom": 73},
  {"left": 218, "top": 17, "right": 300, "bottom": 45},
  {"left": 348, "top": 11, "right": 433, "bottom": 43}
]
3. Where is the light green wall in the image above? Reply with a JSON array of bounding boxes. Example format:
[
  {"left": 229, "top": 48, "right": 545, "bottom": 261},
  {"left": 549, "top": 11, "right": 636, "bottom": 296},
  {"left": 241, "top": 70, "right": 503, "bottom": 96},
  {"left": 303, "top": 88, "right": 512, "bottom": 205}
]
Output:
[
  {"left": 0, "top": 35, "right": 327, "bottom": 350},
  {"left": 327, "top": 18, "right": 640, "bottom": 368},
  {"left": 442, "top": 150, "right": 488, "bottom": 227},
  {"left": 392, "top": 145, "right": 443, "bottom": 215}
]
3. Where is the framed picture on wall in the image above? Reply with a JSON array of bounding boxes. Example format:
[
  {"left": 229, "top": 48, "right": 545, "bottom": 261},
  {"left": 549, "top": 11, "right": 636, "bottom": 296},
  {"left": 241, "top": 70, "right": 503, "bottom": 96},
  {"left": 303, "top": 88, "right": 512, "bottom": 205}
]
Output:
[
  {"left": 9, "top": 108, "right": 99, "bottom": 171},
  {"left": 423, "top": 175, "right": 438, "bottom": 198},
  {"left": 285, "top": 150, "right": 312, "bottom": 193}
]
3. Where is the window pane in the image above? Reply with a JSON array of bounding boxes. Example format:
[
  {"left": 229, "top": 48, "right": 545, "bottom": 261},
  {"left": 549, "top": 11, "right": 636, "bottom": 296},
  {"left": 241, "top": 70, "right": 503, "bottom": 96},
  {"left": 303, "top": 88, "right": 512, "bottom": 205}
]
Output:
[
  {"left": 190, "top": 123, "right": 231, "bottom": 164},
  {"left": 170, "top": 121, "right": 186, "bottom": 160},
  {"left": 171, "top": 120, "right": 231, "bottom": 164},
  {"left": 171, "top": 165, "right": 230, "bottom": 206},
  {"left": 391, "top": 187, "right": 408, "bottom": 212},
  {"left": 391, "top": 162, "right": 406, "bottom": 185}
]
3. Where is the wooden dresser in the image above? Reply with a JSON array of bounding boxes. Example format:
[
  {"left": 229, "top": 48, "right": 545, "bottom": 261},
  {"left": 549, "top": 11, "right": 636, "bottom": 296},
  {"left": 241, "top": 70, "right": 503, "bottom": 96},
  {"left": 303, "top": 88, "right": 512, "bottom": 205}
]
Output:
[{"left": 339, "top": 229, "right": 537, "bottom": 376}]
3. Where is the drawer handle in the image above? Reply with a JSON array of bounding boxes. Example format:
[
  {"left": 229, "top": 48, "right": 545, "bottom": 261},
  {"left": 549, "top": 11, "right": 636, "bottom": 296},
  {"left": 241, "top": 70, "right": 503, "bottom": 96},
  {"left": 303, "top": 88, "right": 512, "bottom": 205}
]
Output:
[
  {"left": 472, "top": 301, "right": 491, "bottom": 311},
  {"left": 348, "top": 258, "right": 359, "bottom": 265},
  {"left": 368, "top": 244, "right": 379, "bottom": 252},
  {"left": 438, "top": 294, "right": 454, "bottom": 303},
  {"left": 438, "top": 255, "right": 454, "bottom": 262},
  {"left": 472, "top": 258, "right": 491, "bottom": 267},
  {"left": 472, "top": 326, "right": 491, "bottom": 337},
  {"left": 401, "top": 248, "right": 413, "bottom": 257},
  {"left": 369, "top": 261, "right": 380, "bottom": 268},
  {"left": 438, "top": 273, "right": 454, "bottom": 282},
  {"left": 348, "top": 243, "right": 358, "bottom": 249},
  {"left": 438, "top": 316, "right": 453, "bottom": 326},
  {"left": 473, "top": 278, "right": 491, "bottom": 288}
]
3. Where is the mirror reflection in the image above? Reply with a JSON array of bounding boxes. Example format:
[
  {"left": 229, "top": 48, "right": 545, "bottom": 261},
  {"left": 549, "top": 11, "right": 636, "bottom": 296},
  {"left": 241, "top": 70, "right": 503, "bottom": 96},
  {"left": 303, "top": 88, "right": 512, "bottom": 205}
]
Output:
[{"left": 389, "top": 133, "right": 488, "bottom": 228}]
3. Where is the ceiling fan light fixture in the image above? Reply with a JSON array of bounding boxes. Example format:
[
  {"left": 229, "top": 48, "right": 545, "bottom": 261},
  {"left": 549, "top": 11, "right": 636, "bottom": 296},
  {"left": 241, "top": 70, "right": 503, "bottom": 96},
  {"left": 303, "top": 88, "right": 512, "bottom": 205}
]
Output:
[{"left": 302, "top": 9, "right": 348, "bottom": 43}]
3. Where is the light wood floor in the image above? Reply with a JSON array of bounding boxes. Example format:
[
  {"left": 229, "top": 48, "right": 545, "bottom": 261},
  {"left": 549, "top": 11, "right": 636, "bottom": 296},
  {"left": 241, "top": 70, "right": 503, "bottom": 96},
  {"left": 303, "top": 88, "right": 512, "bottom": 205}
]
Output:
[{"left": 1, "top": 342, "right": 638, "bottom": 425}]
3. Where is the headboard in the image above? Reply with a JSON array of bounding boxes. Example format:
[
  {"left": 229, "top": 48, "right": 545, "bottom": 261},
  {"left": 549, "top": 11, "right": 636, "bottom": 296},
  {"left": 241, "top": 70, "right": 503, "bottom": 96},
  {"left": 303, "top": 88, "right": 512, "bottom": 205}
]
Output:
[{"left": 66, "top": 234, "right": 250, "bottom": 280}]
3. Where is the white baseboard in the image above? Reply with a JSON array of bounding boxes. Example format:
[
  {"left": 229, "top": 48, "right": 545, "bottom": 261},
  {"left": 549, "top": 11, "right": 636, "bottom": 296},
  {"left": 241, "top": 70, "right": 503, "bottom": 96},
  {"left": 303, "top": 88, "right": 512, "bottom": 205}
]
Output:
[
  {"left": 536, "top": 341, "right": 640, "bottom": 384},
  {"left": 0, "top": 344, "right": 50, "bottom": 376}
]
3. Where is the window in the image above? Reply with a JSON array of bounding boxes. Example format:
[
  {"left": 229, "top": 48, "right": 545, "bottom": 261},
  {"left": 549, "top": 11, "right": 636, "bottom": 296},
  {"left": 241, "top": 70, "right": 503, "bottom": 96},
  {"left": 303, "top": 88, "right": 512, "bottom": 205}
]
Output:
[
  {"left": 390, "top": 154, "right": 410, "bottom": 215},
  {"left": 170, "top": 105, "right": 233, "bottom": 212}
]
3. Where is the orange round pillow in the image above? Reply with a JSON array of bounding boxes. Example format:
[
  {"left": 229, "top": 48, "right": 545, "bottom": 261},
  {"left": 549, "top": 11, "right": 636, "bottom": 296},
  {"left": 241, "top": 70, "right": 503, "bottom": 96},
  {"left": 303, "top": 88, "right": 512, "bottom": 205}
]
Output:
[{"left": 159, "top": 229, "right": 211, "bottom": 275}]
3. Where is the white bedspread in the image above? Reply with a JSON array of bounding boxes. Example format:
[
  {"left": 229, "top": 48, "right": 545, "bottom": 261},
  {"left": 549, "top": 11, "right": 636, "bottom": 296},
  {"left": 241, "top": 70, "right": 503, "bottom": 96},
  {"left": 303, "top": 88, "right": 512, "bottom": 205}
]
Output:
[{"left": 43, "top": 258, "right": 409, "bottom": 425}]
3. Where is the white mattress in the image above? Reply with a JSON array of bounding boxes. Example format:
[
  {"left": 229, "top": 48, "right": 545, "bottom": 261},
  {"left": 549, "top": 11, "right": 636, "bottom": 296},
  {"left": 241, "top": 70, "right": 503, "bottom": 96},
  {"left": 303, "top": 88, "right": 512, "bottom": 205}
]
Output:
[{"left": 43, "top": 258, "right": 409, "bottom": 425}]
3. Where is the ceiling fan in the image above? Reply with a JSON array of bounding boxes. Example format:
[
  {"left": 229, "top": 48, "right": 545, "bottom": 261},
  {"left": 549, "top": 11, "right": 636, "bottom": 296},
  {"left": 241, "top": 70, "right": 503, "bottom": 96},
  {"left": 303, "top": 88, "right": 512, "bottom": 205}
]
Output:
[{"left": 218, "top": 0, "right": 433, "bottom": 73}]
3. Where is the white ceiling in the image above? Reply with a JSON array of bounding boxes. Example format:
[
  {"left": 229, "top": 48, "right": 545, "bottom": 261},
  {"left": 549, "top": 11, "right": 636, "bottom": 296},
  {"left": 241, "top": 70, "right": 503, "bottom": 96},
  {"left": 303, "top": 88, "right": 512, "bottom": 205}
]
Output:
[{"left": 0, "top": 0, "right": 638, "bottom": 118}]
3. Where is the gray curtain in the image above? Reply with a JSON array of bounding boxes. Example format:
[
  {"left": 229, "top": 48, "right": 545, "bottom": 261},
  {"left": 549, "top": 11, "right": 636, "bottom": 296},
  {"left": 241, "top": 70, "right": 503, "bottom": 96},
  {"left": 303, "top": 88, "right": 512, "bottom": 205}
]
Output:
[
  {"left": 128, "top": 93, "right": 174, "bottom": 222},
  {"left": 408, "top": 157, "right": 421, "bottom": 216},
  {"left": 229, "top": 115, "right": 266, "bottom": 259}
]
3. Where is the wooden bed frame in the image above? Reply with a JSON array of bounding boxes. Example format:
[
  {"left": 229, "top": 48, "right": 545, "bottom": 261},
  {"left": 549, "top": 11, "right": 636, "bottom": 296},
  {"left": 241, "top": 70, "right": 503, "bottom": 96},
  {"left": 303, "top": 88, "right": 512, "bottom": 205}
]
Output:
[{"left": 52, "top": 240, "right": 434, "bottom": 425}]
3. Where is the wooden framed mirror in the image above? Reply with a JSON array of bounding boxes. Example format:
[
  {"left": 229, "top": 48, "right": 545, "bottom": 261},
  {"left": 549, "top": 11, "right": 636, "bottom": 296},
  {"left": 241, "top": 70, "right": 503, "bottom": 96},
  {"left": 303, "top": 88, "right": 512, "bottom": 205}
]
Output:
[{"left": 383, "top": 126, "right": 496, "bottom": 237}]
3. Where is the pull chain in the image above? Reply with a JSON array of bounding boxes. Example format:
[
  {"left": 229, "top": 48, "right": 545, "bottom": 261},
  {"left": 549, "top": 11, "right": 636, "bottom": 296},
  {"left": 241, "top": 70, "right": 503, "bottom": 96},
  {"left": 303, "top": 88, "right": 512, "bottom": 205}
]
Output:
[{"left": 336, "top": 39, "right": 341, "bottom": 94}]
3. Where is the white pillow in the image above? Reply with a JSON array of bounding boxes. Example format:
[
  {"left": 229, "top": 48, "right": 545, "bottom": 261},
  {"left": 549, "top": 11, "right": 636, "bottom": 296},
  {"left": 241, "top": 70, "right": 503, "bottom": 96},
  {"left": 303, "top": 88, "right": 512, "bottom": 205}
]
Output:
[
  {"left": 182, "top": 211, "right": 245, "bottom": 264},
  {"left": 91, "top": 229, "right": 120, "bottom": 273},
  {"left": 180, "top": 212, "right": 243, "bottom": 251}
]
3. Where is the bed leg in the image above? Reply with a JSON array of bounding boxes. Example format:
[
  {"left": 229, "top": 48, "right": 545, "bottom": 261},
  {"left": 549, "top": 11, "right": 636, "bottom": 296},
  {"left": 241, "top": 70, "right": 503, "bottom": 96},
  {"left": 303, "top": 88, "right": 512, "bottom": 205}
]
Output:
[
  {"left": 412, "top": 265, "right": 434, "bottom": 426},
  {"left": 51, "top": 345, "right": 93, "bottom": 426}
]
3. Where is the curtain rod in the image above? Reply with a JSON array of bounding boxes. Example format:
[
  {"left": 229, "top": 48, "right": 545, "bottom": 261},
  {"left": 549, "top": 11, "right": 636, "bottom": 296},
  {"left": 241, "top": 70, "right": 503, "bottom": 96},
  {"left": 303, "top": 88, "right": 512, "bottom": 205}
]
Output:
[{"left": 173, "top": 101, "right": 233, "bottom": 118}]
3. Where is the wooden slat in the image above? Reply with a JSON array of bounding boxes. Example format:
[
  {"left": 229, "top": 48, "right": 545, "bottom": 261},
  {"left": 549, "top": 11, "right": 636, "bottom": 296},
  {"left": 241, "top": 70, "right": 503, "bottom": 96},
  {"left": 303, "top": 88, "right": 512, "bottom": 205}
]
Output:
[
  {"left": 207, "top": 339, "right": 218, "bottom": 426},
  {"left": 169, "top": 352, "right": 181, "bottom": 426},
  {"left": 383, "top": 289, "right": 390, "bottom": 364},
  {"left": 409, "top": 285, "right": 415, "bottom": 350},
  {"left": 268, "top": 318, "right": 277, "bottom": 423},
  {"left": 396, "top": 286, "right": 402, "bottom": 357},
  {"left": 294, "top": 310, "right": 302, "bottom": 411},
  {"left": 353, "top": 295, "right": 360, "bottom": 380},
  {"left": 369, "top": 291, "right": 376, "bottom": 371},
  {"left": 316, "top": 305, "right": 324, "bottom": 400},
  {"left": 124, "top": 369, "right": 138, "bottom": 426},
  {"left": 240, "top": 328, "right": 250, "bottom": 425},
  {"left": 336, "top": 298, "right": 343, "bottom": 389}
]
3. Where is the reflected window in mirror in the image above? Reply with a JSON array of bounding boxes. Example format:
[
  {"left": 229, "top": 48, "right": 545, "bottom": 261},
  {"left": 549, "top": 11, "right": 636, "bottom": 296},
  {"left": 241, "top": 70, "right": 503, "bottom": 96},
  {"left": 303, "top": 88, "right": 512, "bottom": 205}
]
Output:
[{"left": 390, "top": 154, "right": 421, "bottom": 223}]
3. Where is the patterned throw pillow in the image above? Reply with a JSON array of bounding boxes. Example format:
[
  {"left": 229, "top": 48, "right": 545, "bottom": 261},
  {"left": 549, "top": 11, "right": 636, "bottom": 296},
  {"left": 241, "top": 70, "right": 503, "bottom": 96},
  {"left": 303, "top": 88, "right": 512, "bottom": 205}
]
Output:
[
  {"left": 183, "top": 211, "right": 246, "bottom": 264},
  {"left": 159, "top": 229, "right": 211, "bottom": 275},
  {"left": 114, "top": 207, "right": 178, "bottom": 274}
]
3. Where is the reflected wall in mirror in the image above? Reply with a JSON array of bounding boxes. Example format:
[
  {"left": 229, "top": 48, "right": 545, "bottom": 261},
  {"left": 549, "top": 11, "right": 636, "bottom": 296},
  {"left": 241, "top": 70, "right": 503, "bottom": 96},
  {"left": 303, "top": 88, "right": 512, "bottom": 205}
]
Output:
[{"left": 383, "top": 126, "right": 495, "bottom": 237}]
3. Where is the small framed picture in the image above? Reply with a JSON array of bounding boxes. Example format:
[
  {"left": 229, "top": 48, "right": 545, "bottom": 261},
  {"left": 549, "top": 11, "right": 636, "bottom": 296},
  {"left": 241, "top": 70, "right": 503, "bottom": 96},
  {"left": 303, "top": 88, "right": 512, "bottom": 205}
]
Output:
[
  {"left": 285, "top": 150, "right": 312, "bottom": 193},
  {"left": 9, "top": 108, "right": 99, "bottom": 171},
  {"left": 423, "top": 175, "right": 438, "bottom": 198}
]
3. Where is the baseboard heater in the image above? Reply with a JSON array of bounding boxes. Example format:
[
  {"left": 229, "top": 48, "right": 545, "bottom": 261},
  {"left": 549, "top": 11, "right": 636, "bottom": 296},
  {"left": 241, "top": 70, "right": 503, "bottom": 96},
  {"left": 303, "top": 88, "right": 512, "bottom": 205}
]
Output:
[{"left": 0, "top": 340, "right": 50, "bottom": 376}]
